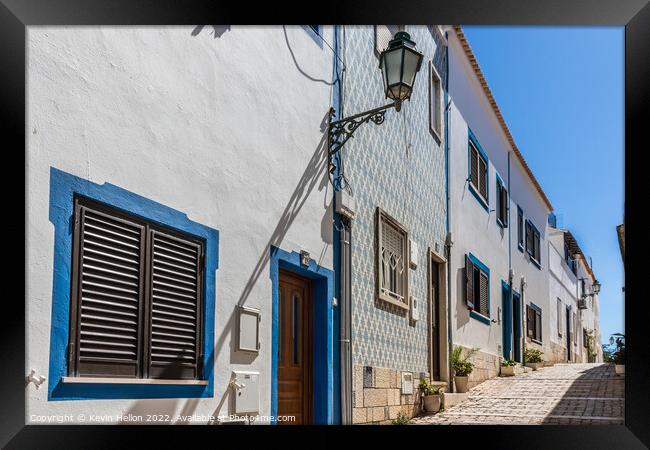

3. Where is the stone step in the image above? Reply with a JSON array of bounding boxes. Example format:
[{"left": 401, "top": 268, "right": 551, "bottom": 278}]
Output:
[{"left": 442, "top": 392, "right": 469, "bottom": 408}]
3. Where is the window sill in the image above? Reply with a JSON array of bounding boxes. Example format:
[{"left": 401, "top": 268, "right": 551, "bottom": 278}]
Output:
[
  {"left": 530, "top": 257, "right": 541, "bottom": 269},
  {"left": 470, "top": 310, "right": 491, "bottom": 325},
  {"left": 468, "top": 183, "right": 489, "bottom": 212},
  {"left": 62, "top": 377, "right": 208, "bottom": 386},
  {"left": 378, "top": 291, "right": 409, "bottom": 310},
  {"left": 518, "top": 243, "right": 524, "bottom": 252},
  {"left": 496, "top": 218, "right": 508, "bottom": 229},
  {"left": 530, "top": 339, "right": 543, "bottom": 345}
]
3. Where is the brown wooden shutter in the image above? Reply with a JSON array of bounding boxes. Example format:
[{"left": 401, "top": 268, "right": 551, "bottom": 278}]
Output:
[
  {"left": 478, "top": 157, "right": 487, "bottom": 199},
  {"left": 501, "top": 186, "right": 508, "bottom": 226},
  {"left": 526, "top": 306, "right": 534, "bottom": 338},
  {"left": 71, "top": 200, "right": 145, "bottom": 378},
  {"left": 479, "top": 271, "right": 489, "bottom": 315},
  {"left": 470, "top": 146, "right": 479, "bottom": 187},
  {"left": 535, "top": 309, "right": 542, "bottom": 341},
  {"left": 148, "top": 230, "right": 203, "bottom": 379},
  {"left": 465, "top": 255, "right": 475, "bottom": 310}
]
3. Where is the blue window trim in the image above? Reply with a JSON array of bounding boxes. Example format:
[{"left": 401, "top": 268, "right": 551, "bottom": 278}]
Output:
[
  {"left": 468, "top": 252, "right": 490, "bottom": 325},
  {"left": 517, "top": 206, "right": 524, "bottom": 252},
  {"left": 47, "top": 167, "right": 218, "bottom": 400},
  {"left": 269, "top": 246, "right": 335, "bottom": 424},
  {"left": 496, "top": 175, "right": 506, "bottom": 228},
  {"left": 467, "top": 127, "right": 489, "bottom": 212},
  {"left": 303, "top": 25, "right": 324, "bottom": 48}
]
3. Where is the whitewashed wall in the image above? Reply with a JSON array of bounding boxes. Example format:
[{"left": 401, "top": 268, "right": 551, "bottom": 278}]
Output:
[
  {"left": 26, "top": 25, "right": 335, "bottom": 423},
  {"left": 447, "top": 32, "right": 510, "bottom": 360},
  {"left": 448, "top": 29, "right": 553, "bottom": 367},
  {"left": 548, "top": 230, "right": 580, "bottom": 361}
]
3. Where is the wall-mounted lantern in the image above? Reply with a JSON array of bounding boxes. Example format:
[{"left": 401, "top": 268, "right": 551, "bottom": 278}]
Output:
[
  {"left": 327, "top": 31, "right": 424, "bottom": 172},
  {"left": 592, "top": 279, "right": 601, "bottom": 295}
]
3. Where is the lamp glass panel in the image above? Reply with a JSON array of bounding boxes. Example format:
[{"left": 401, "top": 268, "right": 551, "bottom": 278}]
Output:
[
  {"left": 401, "top": 49, "right": 421, "bottom": 88},
  {"left": 384, "top": 48, "right": 404, "bottom": 93}
]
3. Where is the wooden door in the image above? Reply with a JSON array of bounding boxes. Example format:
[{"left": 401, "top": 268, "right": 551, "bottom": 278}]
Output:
[
  {"left": 278, "top": 270, "right": 312, "bottom": 424},
  {"left": 430, "top": 260, "right": 441, "bottom": 380}
]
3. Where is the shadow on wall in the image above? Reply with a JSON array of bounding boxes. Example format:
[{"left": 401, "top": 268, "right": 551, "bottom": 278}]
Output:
[
  {"left": 456, "top": 267, "right": 470, "bottom": 329},
  {"left": 282, "top": 25, "right": 334, "bottom": 86},
  {"left": 191, "top": 25, "right": 231, "bottom": 39}
]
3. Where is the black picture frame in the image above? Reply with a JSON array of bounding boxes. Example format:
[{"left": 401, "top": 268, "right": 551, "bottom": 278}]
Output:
[{"left": 3, "top": 0, "right": 647, "bottom": 447}]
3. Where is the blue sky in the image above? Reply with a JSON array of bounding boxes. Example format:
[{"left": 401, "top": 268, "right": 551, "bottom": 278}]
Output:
[{"left": 462, "top": 26, "right": 624, "bottom": 345}]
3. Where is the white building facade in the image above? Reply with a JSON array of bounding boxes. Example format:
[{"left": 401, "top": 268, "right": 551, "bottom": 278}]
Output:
[
  {"left": 26, "top": 25, "right": 340, "bottom": 424},
  {"left": 447, "top": 26, "right": 562, "bottom": 388}
]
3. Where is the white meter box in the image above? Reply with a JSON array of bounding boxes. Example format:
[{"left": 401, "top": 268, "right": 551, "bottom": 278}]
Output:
[{"left": 232, "top": 371, "right": 260, "bottom": 414}]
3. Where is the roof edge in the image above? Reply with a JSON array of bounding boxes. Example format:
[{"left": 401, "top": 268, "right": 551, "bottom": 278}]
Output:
[{"left": 451, "top": 25, "right": 554, "bottom": 212}]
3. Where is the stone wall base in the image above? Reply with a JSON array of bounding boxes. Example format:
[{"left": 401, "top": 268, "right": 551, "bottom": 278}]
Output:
[
  {"left": 352, "top": 365, "right": 426, "bottom": 424},
  {"left": 453, "top": 346, "right": 500, "bottom": 390}
]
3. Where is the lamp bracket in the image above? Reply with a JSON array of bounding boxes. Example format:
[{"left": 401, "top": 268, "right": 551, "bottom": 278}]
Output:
[{"left": 327, "top": 101, "right": 398, "bottom": 166}]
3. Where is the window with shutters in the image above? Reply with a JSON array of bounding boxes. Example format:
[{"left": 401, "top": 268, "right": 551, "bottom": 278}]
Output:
[
  {"left": 573, "top": 312, "right": 578, "bottom": 345},
  {"left": 429, "top": 61, "right": 443, "bottom": 142},
  {"left": 525, "top": 219, "right": 541, "bottom": 266},
  {"left": 496, "top": 177, "right": 508, "bottom": 227},
  {"left": 374, "top": 25, "right": 404, "bottom": 56},
  {"left": 377, "top": 208, "right": 409, "bottom": 309},
  {"left": 517, "top": 206, "right": 524, "bottom": 250},
  {"left": 557, "top": 298, "right": 563, "bottom": 337},
  {"left": 526, "top": 303, "right": 542, "bottom": 343},
  {"left": 68, "top": 197, "right": 205, "bottom": 380},
  {"left": 468, "top": 130, "right": 489, "bottom": 209},
  {"left": 465, "top": 253, "right": 490, "bottom": 323}
]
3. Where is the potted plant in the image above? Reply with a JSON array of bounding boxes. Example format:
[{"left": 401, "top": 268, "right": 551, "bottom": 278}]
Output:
[
  {"left": 524, "top": 348, "right": 544, "bottom": 370},
  {"left": 419, "top": 379, "right": 443, "bottom": 413},
  {"left": 500, "top": 358, "right": 516, "bottom": 376},
  {"left": 611, "top": 333, "right": 625, "bottom": 375},
  {"left": 451, "top": 346, "right": 478, "bottom": 393}
]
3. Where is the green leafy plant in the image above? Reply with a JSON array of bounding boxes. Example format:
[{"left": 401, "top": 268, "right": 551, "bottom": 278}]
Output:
[
  {"left": 451, "top": 346, "right": 479, "bottom": 377},
  {"left": 392, "top": 411, "right": 410, "bottom": 425},
  {"left": 419, "top": 378, "right": 443, "bottom": 396},
  {"left": 524, "top": 348, "right": 543, "bottom": 363},
  {"left": 501, "top": 358, "right": 516, "bottom": 367},
  {"left": 610, "top": 333, "right": 625, "bottom": 365}
]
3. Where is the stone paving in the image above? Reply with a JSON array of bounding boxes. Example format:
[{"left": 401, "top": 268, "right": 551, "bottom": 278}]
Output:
[{"left": 410, "top": 363, "right": 624, "bottom": 425}]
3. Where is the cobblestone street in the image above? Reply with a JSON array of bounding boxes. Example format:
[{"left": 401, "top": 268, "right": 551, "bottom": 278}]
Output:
[{"left": 411, "top": 363, "right": 624, "bottom": 425}]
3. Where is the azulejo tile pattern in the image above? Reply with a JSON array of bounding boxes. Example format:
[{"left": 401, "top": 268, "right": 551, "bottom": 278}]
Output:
[{"left": 340, "top": 26, "right": 448, "bottom": 374}]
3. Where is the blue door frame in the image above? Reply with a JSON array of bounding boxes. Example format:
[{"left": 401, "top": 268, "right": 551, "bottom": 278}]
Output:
[
  {"left": 269, "top": 246, "right": 335, "bottom": 424},
  {"left": 512, "top": 291, "right": 522, "bottom": 362},
  {"left": 502, "top": 281, "right": 512, "bottom": 360},
  {"left": 502, "top": 282, "right": 522, "bottom": 362}
]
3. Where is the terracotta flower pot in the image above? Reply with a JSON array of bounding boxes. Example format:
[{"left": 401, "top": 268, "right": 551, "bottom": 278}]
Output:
[
  {"left": 423, "top": 394, "right": 441, "bottom": 413},
  {"left": 615, "top": 364, "right": 625, "bottom": 375},
  {"left": 454, "top": 375, "right": 469, "bottom": 393}
]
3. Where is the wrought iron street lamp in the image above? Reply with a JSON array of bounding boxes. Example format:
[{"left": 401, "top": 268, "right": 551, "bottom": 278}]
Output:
[
  {"left": 327, "top": 31, "right": 424, "bottom": 168},
  {"left": 592, "top": 279, "right": 601, "bottom": 295}
]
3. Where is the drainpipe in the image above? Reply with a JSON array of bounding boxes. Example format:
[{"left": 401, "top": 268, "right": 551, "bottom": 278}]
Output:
[
  {"left": 339, "top": 217, "right": 352, "bottom": 424},
  {"left": 443, "top": 33, "right": 454, "bottom": 393},
  {"left": 332, "top": 25, "right": 353, "bottom": 426},
  {"left": 507, "top": 151, "right": 514, "bottom": 362}
]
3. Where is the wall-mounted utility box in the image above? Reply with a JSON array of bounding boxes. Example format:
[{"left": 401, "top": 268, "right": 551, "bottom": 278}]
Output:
[
  {"left": 237, "top": 305, "right": 261, "bottom": 353},
  {"left": 401, "top": 371, "right": 413, "bottom": 395},
  {"left": 409, "top": 239, "right": 418, "bottom": 268},
  {"left": 232, "top": 371, "right": 260, "bottom": 414},
  {"left": 410, "top": 296, "right": 419, "bottom": 321},
  {"left": 335, "top": 190, "right": 356, "bottom": 220}
]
